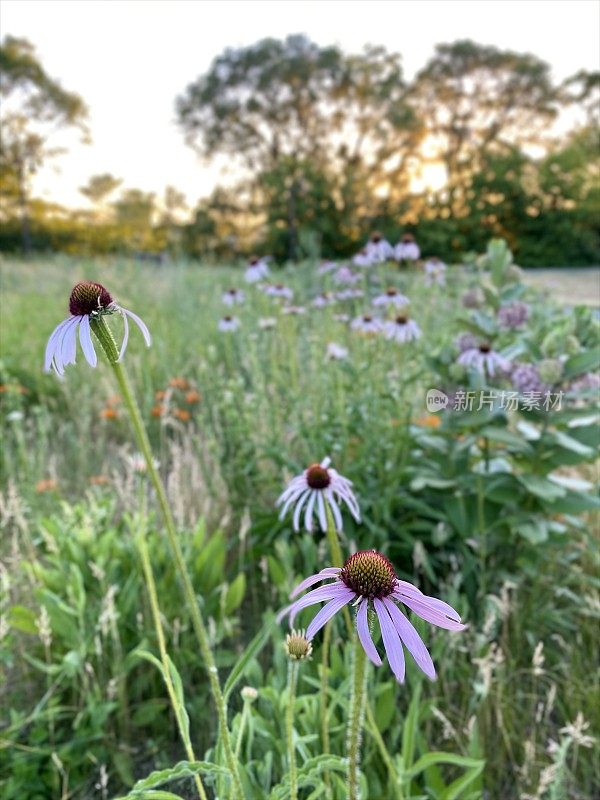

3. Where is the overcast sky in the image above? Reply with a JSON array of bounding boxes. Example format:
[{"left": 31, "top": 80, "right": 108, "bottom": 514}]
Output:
[{"left": 3, "top": 0, "right": 599, "bottom": 210}]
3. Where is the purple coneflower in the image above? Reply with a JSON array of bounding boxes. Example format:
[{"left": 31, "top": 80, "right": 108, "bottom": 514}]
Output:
[
  {"left": 264, "top": 283, "right": 294, "bottom": 300},
  {"left": 384, "top": 315, "right": 422, "bottom": 343},
  {"left": 44, "top": 281, "right": 151, "bottom": 376},
  {"left": 244, "top": 255, "right": 270, "bottom": 283},
  {"left": 351, "top": 314, "right": 382, "bottom": 335},
  {"left": 326, "top": 342, "right": 349, "bottom": 361},
  {"left": 352, "top": 249, "right": 374, "bottom": 268},
  {"left": 222, "top": 288, "right": 245, "bottom": 306},
  {"left": 281, "top": 305, "right": 306, "bottom": 315},
  {"left": 395, "top": 234, "right": 420, "bottom": 262},
  {"left": 497, "top": 301, "right": 529, "bottom": 330},
  {"left": 279, "top": 550, "right": 466, "bottom": 683},
  {"left": 424, "top": 257, "right": 447, "bottom": 287},
  {"left": 218, "top": 315, "right": 240, "bottom": 332},
  {"left": 372, "top": 287, "right": 410, "bottom": 308},
  {"left": 312, "top": 292, "right": 335, "bottom": 308},
  {"left": 334, "top": 266, "right": 362, "bottom": 285},
  {"left": 458, "top": 343, "right": 510, "bottom": 377},
  {"left": 276, "top": 457, "right": 360, "bottom": 532},
  {"left": 365, "top": 232, "right": 395, "bottom": 263},
  {"left": 336, "top": 288, "right": 364, "bottom": 301}
]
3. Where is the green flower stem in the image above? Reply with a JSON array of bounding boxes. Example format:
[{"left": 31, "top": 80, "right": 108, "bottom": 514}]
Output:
[
  {"left": 234, "top": 698, "right": 251, "bottom": 761},
  {"left": 91, "top": 316, "right": 243, "bottom": 800},
  {"left": 286, "top": 660, "right": 299, "bottom": 800},
  {"left": 136, "top": 526, "right": 208, "bottom": 800},
  {"left": 347, "top": 634, "right": 368, "bottom": 800},
  {"left": 323, "top": 504, "right": 399, "bottom": 796},
  {"left": 319, "top": 620, "right": 332, "bottom": 796}
]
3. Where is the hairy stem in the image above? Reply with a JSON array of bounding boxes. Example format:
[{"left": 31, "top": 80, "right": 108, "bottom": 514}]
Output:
[
  {"left": 91, "top": 316, "right": 243, "bottom": 799},
  {"left": 286, "top": 660, "right": 299, "bottom": 800},
  {"left": 347, "top": 634, "right": 368, "bottom": 800}
]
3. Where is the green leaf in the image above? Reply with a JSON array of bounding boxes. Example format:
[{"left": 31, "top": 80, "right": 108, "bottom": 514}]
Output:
[
  {"left": 401, "top": 683, "right": 421, "bottom": 770},
  {"left": 7, "top": 605, "right": 38, "bottom": 635},
  {"left": 517, "top": 474, "right": 566, "bottom": 502},
  {"left": 224, "top": 614, "right": 277, "bottom": 702},
  {"left": 480, "top": 426, "right": 533, "bottom": 452},
  {"left": 516, "top": 519, "right": 549, "bottom": 544},
  {"left": 122, "top": 760, "right": 229, "bottom": 797},
  {"left": 405, "top": 751, "right": 485, "bottom": 781},
  {"left": 440, "top": 761, "right": 485, "bottom": 800},
  {"left": 563, "top": 348, "right": 600, "bottom": 379},
  {"left": 550, "top": 430, "right": 594, "bottom": 457},
  {"left": 224, "top": 573, "right": 246, "bottom": 615}
]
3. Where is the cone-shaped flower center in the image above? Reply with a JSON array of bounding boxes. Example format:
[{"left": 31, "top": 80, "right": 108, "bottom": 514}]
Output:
[
  {"left": 223, "top": 315, "right": 232, "bottom": 322},
  {"left": 227, "top": 288, "right": 236, "bottom": 294},
  {"left": 363, "top": 315, "right": 373, "bottom": 323},
  {"left": 306, "top": 463, "right": 331, "bottom": 489},
  {"left": 371, "top": 231, "right": 382, "bottom": 242},
  {"left": 386, "top": 287, "right": 398, "bottom": 296},
  {"left": 395, "top": 315, "right": 408, "bottom": 325},
  {"left": 479, "top": 343, "right": 491, "bottom": 354},
  {"left": 402, "top": 234, "right": 414, "bottom": 243},
  {"left": 340, "top": 550, "right": 397, "bottom": 599},
  {"left": 69, "top": 282, "right": 113, "bottom": 316},
  {"left": 249, "top": 255, "right": 259, "bottom": 265}
]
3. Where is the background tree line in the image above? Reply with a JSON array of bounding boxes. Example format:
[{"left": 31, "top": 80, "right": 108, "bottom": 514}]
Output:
[{"left": 1, "top": 34, "right": 598, "bottom": 265}]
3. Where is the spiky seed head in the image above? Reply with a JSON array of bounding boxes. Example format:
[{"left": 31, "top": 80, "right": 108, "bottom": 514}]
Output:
[
  {"left": 479, "top": 343, "right": 491, "bottom": 354},
  {"left": 240, "top": 686, "right": 258, "bottom": 702},
  {"left": 340, "top": 550, "right": 397, "bottom": 599},
  {"left": 69, "top": 282, "right": 113, "bottom": 316},
  {"left": 386, "top": 287, "right": 398, "bottom": 296},
  {"left": 306, "top": 463, "right": 331, "bottom": 490},
  {"left": 370, "top": 231, "right": 382, "bottom": 242},
  {"left": 395, "top": 315, "right": 408, "bottom": 325},
  {"left": 285, "top": 630, "right": 313, "bottom": 660},
  {"left": 402, "top": 233, "right": 415, "bottom": 243}
]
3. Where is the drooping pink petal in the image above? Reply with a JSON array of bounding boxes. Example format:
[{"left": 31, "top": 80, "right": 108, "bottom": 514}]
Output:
[
  {"left": 79, "top": 315, "right": 98, "bottom": 367},
  {"left": 292, "top": 489, "right": 311, "bottom": 530},
  {"left": 374, "top": 597, "right": 405, "bottom": 683},
  {"left": 288, "top": 583, "right": 350, "bottom": 626},
  {"left": 290, "top": 568, "right": 341, "bottom": 599},
  {"left": 356, "top": 599, "right": 382, "bottom": 666},
  {"left": 383, "top": 597, "right": 436, "bottom": 680},
  {"left": 44, "top": 318, "right": 72, "bottom": 372},
  {"left": 122, "top": 307, "right": 152, "bottom": 347},
  {"left": 306, "top": 589, "right": 355, "bottom": 640},
  {"left": 395, "top": 594, "right": 466, "bottom": 632}
]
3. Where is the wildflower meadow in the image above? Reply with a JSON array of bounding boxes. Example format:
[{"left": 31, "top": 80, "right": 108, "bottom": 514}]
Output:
[{"left": 1, "top": 237, "right": 598, "bottom": 800}]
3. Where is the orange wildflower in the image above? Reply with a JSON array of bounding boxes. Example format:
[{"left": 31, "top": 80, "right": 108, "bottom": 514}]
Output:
[
  {"left": 155, "top": 390, "right": 167, "bottom": 401},
  {"left": 185, "top": 390, "right": 201, "bottom": 404},
  {"left": 100, "top": 407, "right": 119, "bottom": 420},
  {"left": 151, "top": 404, "right": 166, "bottom": 418},
  {"left": 174, "top": 408, "right": 191, "bottom": 422},
  {"left": 89, "top": 475, "right": 110, "bottom": 486},
  {"left": 169, "top": 377, "right": 190, "bottom": 390},
  {"left": 36, "top": 479, "right": 58, "bottom": 493},
  {"left": 414, "top": 415, "right": 442, "bottom": 429}
]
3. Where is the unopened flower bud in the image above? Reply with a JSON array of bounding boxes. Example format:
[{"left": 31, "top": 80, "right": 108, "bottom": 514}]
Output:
[
  {"left": 284, "top": 629, "right": 313, "bottom": 661},
  {"left": 240, "top": 686, "right": 258, "bottom": 702},
  {"left": 537, "top": 359, "right": 563, "bottom": 385}
]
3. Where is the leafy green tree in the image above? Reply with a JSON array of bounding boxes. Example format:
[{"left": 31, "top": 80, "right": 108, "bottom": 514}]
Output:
[
  {"left": 0, "top": 36, "right": 88, "bottom": 251},
  {"left": 408, "top": 40, "right": 560, "bottom": 218},
  {"left": 176, "top": 35, "right": 421, "bottom": 258},
  {"left": 79, "top": 173, "right": 122, "bottom": 217}
]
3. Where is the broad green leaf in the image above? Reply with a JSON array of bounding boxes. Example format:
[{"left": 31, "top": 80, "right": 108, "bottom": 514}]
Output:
[{"left": 517, "top": 474, "right": 566, "bottom": 502}]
